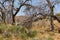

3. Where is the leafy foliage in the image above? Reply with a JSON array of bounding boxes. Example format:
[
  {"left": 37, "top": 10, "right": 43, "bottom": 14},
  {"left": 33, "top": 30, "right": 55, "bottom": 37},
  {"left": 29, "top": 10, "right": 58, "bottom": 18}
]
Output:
[
  {"left": 8, "top": 25, "right": 21, "bottom": 33},
  {"left": 27, "top": 30, "right": 37, "bottom": 38}
]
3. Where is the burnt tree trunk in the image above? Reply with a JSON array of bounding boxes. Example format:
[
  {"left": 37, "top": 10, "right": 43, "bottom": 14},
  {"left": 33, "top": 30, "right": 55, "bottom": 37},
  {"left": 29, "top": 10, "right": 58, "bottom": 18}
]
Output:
[
  {"left": 2, "top": 13, "right": 5, "bottom": 23},
  {"left": 12, "top": 15, "right": 15, "bottom": 25},
  {"left": 50, "top": 16, "right": 54, "bottom": 31},
  {"left": 50, "top": 6, "right": 54, "bottom": 31},
  {"left": 1, "top": 10, "right": 6, "bottom": 24},
  {"left": 46, "top": 0, "right": 55, "bottom": 31},
  {"left": 11, "top": 0, "right": 15, "bottom": 25}
]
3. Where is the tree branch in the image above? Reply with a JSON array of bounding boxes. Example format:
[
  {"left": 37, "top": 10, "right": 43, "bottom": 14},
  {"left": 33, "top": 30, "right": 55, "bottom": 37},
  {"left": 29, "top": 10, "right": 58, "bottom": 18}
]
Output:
[
  {"left": 53, "top": 16, "right": 60, "bottom": 22},
  {"left": 14, "top": 0, "right": 32, "bottom": 16},
  {"left": 46, "top": 0, "right": 53, "bottom": 8},
  {"left": 0, "top": 1, "right": 6, "bottom": 10}
]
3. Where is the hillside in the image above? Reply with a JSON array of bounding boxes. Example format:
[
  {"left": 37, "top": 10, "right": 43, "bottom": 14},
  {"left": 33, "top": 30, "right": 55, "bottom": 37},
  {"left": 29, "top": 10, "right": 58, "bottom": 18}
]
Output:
[
  {"left": 31, "top": 20, "right": 60, "bottom": 40},
  {"left": 16, "top": 16, "right": 60, "bottom": 40}
]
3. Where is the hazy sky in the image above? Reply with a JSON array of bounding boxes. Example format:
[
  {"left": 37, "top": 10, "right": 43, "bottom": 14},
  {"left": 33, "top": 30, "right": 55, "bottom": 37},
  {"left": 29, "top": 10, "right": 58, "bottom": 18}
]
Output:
[{"left": 16, "top": 0, "right": 60, "bottom": 16}]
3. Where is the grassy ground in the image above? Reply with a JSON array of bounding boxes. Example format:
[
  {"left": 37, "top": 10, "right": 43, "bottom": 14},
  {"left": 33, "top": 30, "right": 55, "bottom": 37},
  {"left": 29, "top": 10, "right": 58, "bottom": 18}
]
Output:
[
  {"left": 31, "top": 20, "right": 60, "bottom": 40},
  {"left": 0, "top": 20, "right": 60, "bottom": 40}
]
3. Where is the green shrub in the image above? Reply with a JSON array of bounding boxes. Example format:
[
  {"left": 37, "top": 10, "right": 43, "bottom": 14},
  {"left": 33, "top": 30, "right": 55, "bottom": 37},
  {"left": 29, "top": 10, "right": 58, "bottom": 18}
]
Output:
[
  {"left": 20, "top": 27, "right": 37, "bottom": 39},
  {"left": 28, "top": 30, "right": 37, "bottom": 38},
  {"left": 0, "top": 24, "right": 7, "bottom": 31},
  {"left": 21, "top": 32, "right": 28, "bottom": 39},
  {"left": 0, "top": 24, "right": 37, "bottom": 40},
  {"left": 20, "top": 27, "right": 27, "bottom": 33},
  {"left": 20, "top": 27, "right": 28, "bottom": 40},
  {"left": 8, "top": 25, "right": 21, "bottom": 33}
]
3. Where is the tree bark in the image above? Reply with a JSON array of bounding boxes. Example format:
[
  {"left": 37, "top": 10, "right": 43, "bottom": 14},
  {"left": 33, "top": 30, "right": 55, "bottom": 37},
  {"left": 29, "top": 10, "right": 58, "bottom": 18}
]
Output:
[
  {"left": 50, "top": 16, "right": 54, "bottom": 31},
  {"left": 2, "top": 13, "right": 5, "bottom": 23},
  {"left": 1, "top": 10, "right": 6, "bottom": 24},
  {"left": 46, "top": 0, "right": 54, "bottom": 31},
  {"left": 50, "top": 6, "right": 54, "bottom": 31},
  {"left": 12, "top": 15, "right": 15, "bottom": 25},
  {"left": 11, "top": 0, "right": 15, "bottom": 25}
]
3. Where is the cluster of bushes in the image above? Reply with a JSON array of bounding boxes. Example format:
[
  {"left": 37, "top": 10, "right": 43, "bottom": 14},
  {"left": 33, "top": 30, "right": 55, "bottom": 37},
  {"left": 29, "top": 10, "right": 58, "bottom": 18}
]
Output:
[{"left": 0, "top": 24, "right": 37, "bottom": 40}]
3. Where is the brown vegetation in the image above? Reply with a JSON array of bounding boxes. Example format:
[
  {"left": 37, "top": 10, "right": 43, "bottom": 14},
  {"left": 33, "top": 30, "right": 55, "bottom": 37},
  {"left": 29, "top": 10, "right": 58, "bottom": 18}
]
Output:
[{"left": 0, "top": 0, "right": 60, "bottom": 40}]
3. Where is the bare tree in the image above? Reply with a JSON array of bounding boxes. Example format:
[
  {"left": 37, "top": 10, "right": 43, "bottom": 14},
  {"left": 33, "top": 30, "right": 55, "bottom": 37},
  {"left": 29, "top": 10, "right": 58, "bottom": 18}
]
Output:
[
  {"left": 24, "top": 0, "right": 60, "bottom": 31},
  {"left": 46, "top": 0, "right": 60, "bottom": 31},
  {"left": 0, "top": 0, "right": 32, "bottom": 24}
]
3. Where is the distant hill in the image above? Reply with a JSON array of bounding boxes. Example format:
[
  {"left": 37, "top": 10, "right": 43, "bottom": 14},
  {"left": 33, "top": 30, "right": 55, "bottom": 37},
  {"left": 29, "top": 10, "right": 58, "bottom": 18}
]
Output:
[{"left": 15, "top": 16, "right": 28, "bottom": 24}]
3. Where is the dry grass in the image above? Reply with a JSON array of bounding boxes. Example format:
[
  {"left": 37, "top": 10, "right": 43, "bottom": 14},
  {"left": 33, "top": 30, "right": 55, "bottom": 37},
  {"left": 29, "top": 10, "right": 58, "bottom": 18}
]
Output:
[
  {"left": 31, "top": 20, "right": 60, "bottom": 40},
  {"left": 0, "top": 20, "right": 60, "bottom": 40}
]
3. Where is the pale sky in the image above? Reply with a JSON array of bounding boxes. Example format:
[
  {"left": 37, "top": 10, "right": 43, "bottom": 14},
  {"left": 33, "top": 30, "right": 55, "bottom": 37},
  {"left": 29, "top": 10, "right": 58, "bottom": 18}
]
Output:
[{"left": 15, "top": 0, "right": 60, "bottom": 16}]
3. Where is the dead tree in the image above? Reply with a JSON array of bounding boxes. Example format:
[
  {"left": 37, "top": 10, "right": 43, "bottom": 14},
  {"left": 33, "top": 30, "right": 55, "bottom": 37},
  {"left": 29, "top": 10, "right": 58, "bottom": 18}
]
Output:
[
  {"left": 46, "top": 0, "right": 60, "bottom": 31},
  {"left": 0, "top": 0, "right": 32, "bottom": 24}
]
